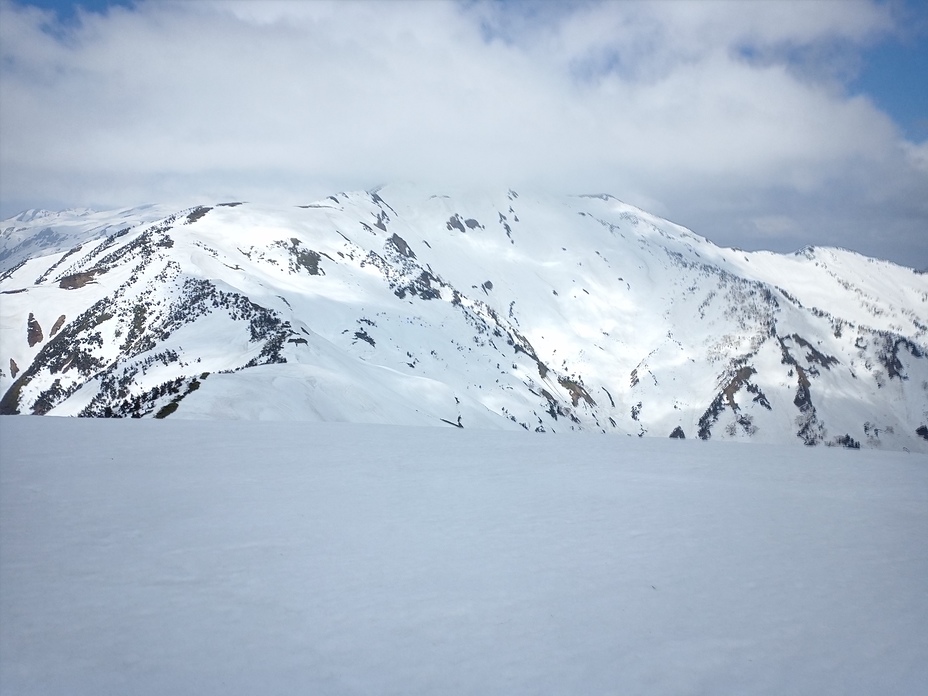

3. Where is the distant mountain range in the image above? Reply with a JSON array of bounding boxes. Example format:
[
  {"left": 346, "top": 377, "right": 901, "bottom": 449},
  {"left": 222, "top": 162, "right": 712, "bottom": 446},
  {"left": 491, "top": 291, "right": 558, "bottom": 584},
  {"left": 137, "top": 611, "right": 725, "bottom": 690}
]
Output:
[{"left": 2, "top": 186, "right": 926, "bottom": 451}]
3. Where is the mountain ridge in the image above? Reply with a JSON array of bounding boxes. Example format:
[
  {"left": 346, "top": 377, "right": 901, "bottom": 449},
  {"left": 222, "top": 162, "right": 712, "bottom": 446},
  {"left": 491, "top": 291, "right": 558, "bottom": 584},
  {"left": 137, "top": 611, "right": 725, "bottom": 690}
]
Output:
[{"left": 2, "top": 186, "right": 926, "bottom": 451}]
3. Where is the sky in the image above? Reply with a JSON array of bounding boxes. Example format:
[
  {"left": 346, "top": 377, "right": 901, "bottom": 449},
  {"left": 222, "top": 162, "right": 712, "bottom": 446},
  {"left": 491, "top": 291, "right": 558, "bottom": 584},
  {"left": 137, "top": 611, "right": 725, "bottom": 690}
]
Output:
[{"left": 1, "top": 0, "right": 926, "bottom": 269}]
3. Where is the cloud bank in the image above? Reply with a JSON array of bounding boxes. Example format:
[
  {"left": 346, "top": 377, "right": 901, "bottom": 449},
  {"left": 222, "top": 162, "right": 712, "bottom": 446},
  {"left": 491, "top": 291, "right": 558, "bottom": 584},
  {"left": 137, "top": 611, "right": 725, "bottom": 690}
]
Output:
[{"left": 1, "top": 0, "right": 926, "bottom": 268}]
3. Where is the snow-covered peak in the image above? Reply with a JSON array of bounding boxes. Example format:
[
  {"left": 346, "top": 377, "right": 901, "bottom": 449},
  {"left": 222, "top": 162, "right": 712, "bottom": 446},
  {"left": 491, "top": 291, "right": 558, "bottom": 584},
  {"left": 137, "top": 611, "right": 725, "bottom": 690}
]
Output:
[{"left": 11, "top": 209, "right": 55, "bottom": 223}]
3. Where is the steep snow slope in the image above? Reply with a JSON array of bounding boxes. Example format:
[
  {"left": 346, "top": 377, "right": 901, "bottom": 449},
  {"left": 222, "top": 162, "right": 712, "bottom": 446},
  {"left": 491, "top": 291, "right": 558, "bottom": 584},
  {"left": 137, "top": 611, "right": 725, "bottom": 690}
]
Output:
[
  {"left": 2, "top": 417, "right": 926, "bottom": 695},
  {"left": 1, "top": 188, "right": 926, "bottom": 450}
]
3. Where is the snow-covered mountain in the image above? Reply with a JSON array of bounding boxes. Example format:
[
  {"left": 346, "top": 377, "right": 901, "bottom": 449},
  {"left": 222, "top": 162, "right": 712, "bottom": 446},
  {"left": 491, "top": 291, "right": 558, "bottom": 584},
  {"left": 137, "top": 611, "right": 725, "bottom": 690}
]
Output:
[{"left": 2, "top": 186, "right": 926, "bottom": 451}]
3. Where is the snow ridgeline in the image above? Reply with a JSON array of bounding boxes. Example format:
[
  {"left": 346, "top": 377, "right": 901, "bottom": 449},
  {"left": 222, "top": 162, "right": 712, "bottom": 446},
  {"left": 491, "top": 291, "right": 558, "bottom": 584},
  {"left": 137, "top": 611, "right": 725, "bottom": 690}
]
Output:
[{"left": 1, "top": 186, "right": 927, "bottom": 451}]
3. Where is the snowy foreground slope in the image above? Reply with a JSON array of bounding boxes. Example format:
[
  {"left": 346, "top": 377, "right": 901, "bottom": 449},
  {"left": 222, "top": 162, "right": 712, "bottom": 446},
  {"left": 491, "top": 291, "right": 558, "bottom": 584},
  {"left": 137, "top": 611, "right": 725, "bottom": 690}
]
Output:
[
  {"left": 2, "top": 186, "right": 927, "bottom": 451},
  {"left": 1, "top": 417, "right": 926, "bottom": 695}
]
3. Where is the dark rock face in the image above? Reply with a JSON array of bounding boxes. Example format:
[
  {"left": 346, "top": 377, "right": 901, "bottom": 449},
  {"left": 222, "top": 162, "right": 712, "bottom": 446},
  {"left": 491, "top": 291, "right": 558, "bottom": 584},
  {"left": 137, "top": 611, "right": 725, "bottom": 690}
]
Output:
[
  {"left": 27, "top": 313, "right": 43, "bottom": 347},
  {"left": 185, "top": 206, "right": 212, "bottom": 224},
  {"left": 446, "top": 215, "right": 466, "bottom": 233},
  {"left": 59, "top": 270, "right": 104, "bottom": 289},
  {"left": 388, "top": 233, "right": 416, "bottom": 259},
  {"left": 50, "top": 315, "right": 66, "bottom": 336}
]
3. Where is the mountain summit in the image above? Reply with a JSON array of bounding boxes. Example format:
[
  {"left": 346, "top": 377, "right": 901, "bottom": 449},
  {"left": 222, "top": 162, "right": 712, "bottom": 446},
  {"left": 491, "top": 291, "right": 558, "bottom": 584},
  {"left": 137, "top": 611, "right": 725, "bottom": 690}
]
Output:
[{"left": 2, "top": 187, "right": 926, "bottom": 451}]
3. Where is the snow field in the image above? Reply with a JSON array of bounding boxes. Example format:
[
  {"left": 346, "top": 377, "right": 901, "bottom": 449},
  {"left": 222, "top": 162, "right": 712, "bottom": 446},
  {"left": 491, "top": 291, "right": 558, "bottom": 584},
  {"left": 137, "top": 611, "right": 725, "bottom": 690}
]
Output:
[{"left": 1, "top": 416, "right": 926, "bottom": 694}]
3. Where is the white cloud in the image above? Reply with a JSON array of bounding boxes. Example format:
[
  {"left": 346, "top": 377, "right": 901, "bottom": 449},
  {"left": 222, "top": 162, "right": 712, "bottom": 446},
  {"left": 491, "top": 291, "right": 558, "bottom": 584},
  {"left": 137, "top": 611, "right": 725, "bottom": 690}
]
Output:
[
  {"left": 0, "top": 0, "right": 925, "bottom": 267},
  {"left": 905, "top": 139, "right": 928, "bottom": 173}
]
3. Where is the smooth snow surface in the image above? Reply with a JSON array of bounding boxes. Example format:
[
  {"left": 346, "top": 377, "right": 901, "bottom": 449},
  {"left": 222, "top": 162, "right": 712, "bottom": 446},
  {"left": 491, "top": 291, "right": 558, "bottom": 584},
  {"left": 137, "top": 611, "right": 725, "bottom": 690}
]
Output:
[{"left": 2, "top": 417, "right": 926, "bottom": 694}]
